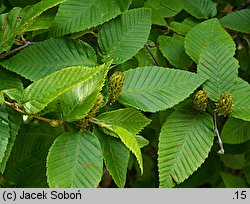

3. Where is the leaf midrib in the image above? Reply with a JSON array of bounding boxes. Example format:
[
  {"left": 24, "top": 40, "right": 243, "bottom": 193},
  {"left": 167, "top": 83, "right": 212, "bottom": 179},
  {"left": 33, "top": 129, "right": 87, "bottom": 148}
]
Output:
[{"left": 123, "top": 79, "right": 197, "bottom": 94}]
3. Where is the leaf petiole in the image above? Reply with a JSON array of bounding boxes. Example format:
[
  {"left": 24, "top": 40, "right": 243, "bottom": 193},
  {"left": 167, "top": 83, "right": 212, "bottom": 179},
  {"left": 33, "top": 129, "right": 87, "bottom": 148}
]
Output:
[{"left": 88, "top": 118, "right": 113, "bottom": 131}]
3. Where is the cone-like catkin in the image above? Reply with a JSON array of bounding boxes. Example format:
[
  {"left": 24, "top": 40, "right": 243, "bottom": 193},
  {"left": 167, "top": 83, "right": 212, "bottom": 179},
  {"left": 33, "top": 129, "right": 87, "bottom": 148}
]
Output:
[
  {"left": 87, "top": 93, "right": 104, "bottom": 118},
  {"left": 108, "top": 71, "right": 125, "bottom": 104},
  {"left": 193, "top": 90, "right": 208, "bottom": 112},
  {"left": 215, "top": 93, "right": 233, "bottom": 117}
]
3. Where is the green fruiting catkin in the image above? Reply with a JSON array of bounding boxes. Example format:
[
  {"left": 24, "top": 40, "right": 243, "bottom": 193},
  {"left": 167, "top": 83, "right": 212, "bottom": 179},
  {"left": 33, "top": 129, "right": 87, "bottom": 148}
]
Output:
[
  {"left": 108, "top": 71, "right": 125, "bottom": 104},
  {"left": 87, "top": 93, "right": 104, "bottom": 118},
  {"left": 215, "top": 93, "right": 233, "bottom": 117},
  {"left": 193, "top": 90, "right": 208, "bottom": 112}
]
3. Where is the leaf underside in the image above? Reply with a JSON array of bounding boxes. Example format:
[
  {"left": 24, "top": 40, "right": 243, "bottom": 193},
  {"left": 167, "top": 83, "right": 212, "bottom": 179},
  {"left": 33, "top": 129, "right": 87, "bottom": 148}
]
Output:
[
  {"left": 95, "top": 128, "right": 130, "bottom": 188},
  {"left": 112, "top": 125, "right": 143, "bottom": 174},
  {"left": 221, "top": 118, "right": 250, "bottom": 144},
  {"left": 145, "top": 0, "right": 183, "bottom": 26},
  {"left": 96, "top": 108, "right": 151, "bottom": 135},
  {"left": 0, "top": 108, "right": 11, "bottom": 165},
  {"left": 183, "top": 0, "right": 217, "bottom": 19},
  {"left": 220, "top": 9, "right": 250, "bottom": 34},
  {"left": 3, "top": 122, "right": 61, "bottom": 187},
  {"left": 21, "top": 64, "right": 106, "bottom": 114},
  {"left": 0, "top": 0, "right": 64, "bottom": 53},
  {"left": 231, "top": 78, "right": 250, "bottom": 121},
  {"left": 221, "top": 172, "right": 247, "bottom": 187},
  {"left": 158, "top": 35, "right": 192, "bottom": 69},
  {"left": 59, "top": 63, "right": 109, "bottom": 122}
]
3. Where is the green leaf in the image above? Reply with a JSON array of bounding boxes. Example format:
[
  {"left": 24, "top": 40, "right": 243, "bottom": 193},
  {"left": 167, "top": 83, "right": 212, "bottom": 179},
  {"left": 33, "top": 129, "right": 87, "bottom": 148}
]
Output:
[
  {"left": 0, "top": 107, "right": 22, "bottom": 173},
  {"left": 116, "top": 0, "right": 132, "bottom": 12},
  {"left": 158, "top": 35, "right": 193, "bottom": 69},
  {"left": 59, "top": 63, "right": 109, "bottom": 122},
  {"left": 50, "top": 0, "right": 124, "bottom": 36},
  {"left": 8, "top": 0, "right": 39, "bottom": 7},
  {"left": 145, "top": 0, "right": 183, "bottom": 26},
  {"left": 135, "top": 135, "right": 149, "bottom": 148},
  {"left": 220, "top": 9, "right": 250, "bottom": 34},
  {"left": 94, "top": 128, "right": 130, "bottom": 188},
  {"left": 117, "top": 57, "right": 139, "bottom": 72},
  {"left": 168, "top": 17, "right": 199, "bottom": 35},
  {"left": 98, "top": 8, "right": 151, "bottom": 64},
  {"left": 185, "top": 18, "right": 235, "bottom": 63},
  {"left": 119, "top": 66, "right": 207, "bottom": 112},
  {"left": 0, "top": 68, "right": 23, "bottom": 101},
  {"left": 220, "top": 154, "right": 245, "bottom": 170},
  {"left": 1, "top": 38, "right": 97, "bottom": 81},
  {"left": 197, "top": 40, "right": 238, "bottom": 100},
  {"left": 221, "top": 172, "right": 248, "bottom": 188},
  {"left": 221, "top": 118, "right": 250, "bottom": 144},
  {"left": 3, "top": 123, "right": 62, "bottom": 187},
  {"left": 135, "top": 43, "right": 167, "bottom": 67},
  {"left": 244, "top": 166, "right": 250, "bottom": 185},
  {"left": 0, "top": 93, "right": 3, "bottom": 104},
  {"left": 0, "top": 4, "right": 5, "bottom": 14},
  {"left": 158, "top": 111, "right": 214, "bottom": 188},
  {"left": 7, "top": 0, "right": 40, "bottom": 7},
  {"left": 0, "top": 107, "right": 10, "bottom": 164},
  {"left": 0, "top": 7, "right": 22, "bottom": 53},
  {"left": 25, "top": 14, "right": 55, "bottom": 31},
  {"left": 21, "top": 64, "right": 107, "bottom": 114},
  {"left": 20, "top": 0, "right": 65, "bottom": 31},
  {"left": 96, "top": 108, "right": 151, "bottom": 135},
  {"left": 112, "top": 125, "right": 143, "bottom": 174},
  {"left": 231, "top": 78, "right": 250, "bottom": 121},
  {"left": 47, "top": 131, "right": 103, "bottom": 187},
  {"left": 183, "top": 0, "right": 217, "bottom": 19},
  {"left": 0, "top": 0, "right": 64, "bottom": 53}
]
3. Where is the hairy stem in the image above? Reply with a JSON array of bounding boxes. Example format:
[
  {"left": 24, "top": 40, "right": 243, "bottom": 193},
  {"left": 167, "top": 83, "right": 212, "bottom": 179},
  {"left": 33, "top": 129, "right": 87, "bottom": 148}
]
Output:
[
  {"left": 88, "top": 118, "right": 113, "bottom": 130},
  {"left": 213, "top": 110, "right": 224, "bottom": 154}
]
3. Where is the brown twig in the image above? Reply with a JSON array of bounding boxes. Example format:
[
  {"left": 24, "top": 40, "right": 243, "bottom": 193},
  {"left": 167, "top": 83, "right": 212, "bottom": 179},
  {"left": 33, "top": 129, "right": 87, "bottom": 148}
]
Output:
[
  {"left": 0, "top": 41, "right": 36, "bottom": 59},
  {"left": 4, "top": 100, "right": 63, "bottom": 127},
  {"left": 145, "top": 43, "right": 159, "bottom": 66},
  {"left": 239, "top": 0, "right": 250, "bottom": 9},
  {"left": 213, "top": 110, "right": 224, "bottom": 154}
]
